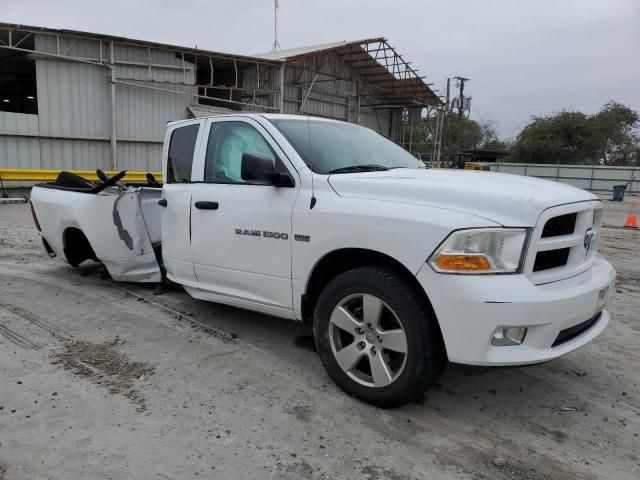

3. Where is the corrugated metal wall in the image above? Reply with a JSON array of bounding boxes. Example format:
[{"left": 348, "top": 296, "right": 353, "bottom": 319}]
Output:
[
  {"left": 1, "top": 28, "right": 411, "bottom": 176},
  {"left": 35, "top": 56, "right": 112, "bottom": 170},
  {"left": 36, "top": 60, "right": 111, "bottom": 139},
  {"left": 229, "top": 64, "right": 279, "bottom": 113},
  {"left": 244, "top": 51, "right": 401, "bottom": 140},
  {"left": 208, "top": 57, "right": 401, "bottom": 141},
  {"left": 489, "top": 162, "right": 640, "bottom": 193},
  {"left": 0, "top": 31, "right": 197, "bottom": 173},
  {"left": 0, "top": 113, "right": 41, "bottom": 169}
]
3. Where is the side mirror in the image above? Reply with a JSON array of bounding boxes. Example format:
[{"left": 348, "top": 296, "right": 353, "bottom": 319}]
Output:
[{"left": 241, "top": 152, "right": 293, "bottom": 187}]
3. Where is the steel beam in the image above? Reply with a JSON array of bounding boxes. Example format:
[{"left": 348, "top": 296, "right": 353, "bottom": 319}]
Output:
[
  {"left": 0, "top": 169, "right": 162, "bottom": 182},
  {"left": 109, "top": 41, "right": 117, "bottom": 171},
  {"left": 279, "top": 65, "right": 285, "bottom": 113}
]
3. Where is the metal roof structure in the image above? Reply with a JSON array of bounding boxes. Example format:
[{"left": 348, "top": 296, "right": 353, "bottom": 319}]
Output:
[
  {"left": 0, "top": 23, "right": 441, "bottom": 113},
  {"left": 0, "top": 22, "right": 280, "bottom": 66},
  {"left": 258, "top": 38, "right": 442, "bottom": 108},
  {"left": 1, "top": 22, "right": 446, "bottom": 175},
  {"left": 258, "top": 40, "right": 358, "bottom": 60},
  {"left": 187, "top": 104, "right": 235, "bottom": 117}
]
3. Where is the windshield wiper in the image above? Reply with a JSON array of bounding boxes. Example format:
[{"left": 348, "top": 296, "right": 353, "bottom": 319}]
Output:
[{"left": 328, "top": 164, "right": 390, "bottom": 174}]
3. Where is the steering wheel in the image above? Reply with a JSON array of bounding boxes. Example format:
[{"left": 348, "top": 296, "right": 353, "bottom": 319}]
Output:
[{"left": 90, "top": 170, "right": 127, "bottom": 194}]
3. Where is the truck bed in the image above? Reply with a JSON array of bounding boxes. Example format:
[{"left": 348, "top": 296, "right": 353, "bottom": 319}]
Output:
[{"left": 31, "top": 180, "right": 163, "bottom": 283}]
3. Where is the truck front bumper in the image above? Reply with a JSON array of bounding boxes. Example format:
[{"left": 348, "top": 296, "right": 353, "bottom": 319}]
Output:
[{"left": 415, "top": 254, "right": 616, "bottom": 366}]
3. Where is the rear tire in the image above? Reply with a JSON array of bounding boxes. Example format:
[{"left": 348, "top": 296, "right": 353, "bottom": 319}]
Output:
[{"left": 313, "top": 266, "right": 446, "bottom": 408}]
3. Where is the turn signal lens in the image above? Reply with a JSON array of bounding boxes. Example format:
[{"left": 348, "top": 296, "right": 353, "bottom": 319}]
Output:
[{"left": 433, "top": 254, "right": 491, "bottom": 272}]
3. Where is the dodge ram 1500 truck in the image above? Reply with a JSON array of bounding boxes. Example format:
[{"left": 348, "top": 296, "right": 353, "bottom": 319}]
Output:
[{"left": 30, "top": 114, "right": 616, "bottom": 407}]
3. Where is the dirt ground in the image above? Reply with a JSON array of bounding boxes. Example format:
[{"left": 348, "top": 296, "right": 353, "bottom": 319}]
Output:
[{"left": 0, "top": 195, "right": 639, "bottom": 479}]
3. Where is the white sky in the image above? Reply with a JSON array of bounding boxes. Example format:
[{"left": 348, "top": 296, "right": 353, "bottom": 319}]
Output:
[{"left": 3, "top": 0, "right": 639, "bottom": 139}]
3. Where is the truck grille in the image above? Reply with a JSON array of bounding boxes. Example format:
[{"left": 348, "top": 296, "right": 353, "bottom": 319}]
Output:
[
  {"left": 533, "top": 248, "right": 570, "bottom": 272},
  {"left": 525, "top": 202, "right": 602, "bottom": 284},
  {"left": 541, "top": 212, "right": 577, "bottom": 238}
]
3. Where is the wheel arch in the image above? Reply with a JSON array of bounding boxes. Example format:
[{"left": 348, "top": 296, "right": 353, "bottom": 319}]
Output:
[
  {"left": 62, "top": 226, "right": 97, "bottom": 267},
  {"left": 301, "top": 248, "right": 441, "bottom": 333}
]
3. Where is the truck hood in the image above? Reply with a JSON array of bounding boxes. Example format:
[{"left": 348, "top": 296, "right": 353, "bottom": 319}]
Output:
[{"left": 327, "top": 169, "right": 598, "bottom": 226}]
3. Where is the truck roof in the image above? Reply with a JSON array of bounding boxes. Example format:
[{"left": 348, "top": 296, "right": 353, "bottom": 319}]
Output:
[{"left": 167, "top": 113, "right": 344, "bottom": 128}]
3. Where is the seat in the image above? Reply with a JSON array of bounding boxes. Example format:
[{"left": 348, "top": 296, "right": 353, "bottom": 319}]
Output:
[{"left": 54, "top": 171, "right": 95, "bottom": 190}]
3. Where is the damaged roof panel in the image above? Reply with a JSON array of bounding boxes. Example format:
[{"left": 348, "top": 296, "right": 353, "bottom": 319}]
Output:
[{"left": 257, "top": 38, "right": 442, "bottom": 107}]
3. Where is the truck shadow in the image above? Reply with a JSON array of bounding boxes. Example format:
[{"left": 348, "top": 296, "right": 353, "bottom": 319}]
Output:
[
  {"left": 50, "top": 263, "right": 623, "bottom": 478},
  {"left": 75, "top": 263, "right": 586, "bottom": 418},
  {"left": 134, "top": 275, "right": 577, "bottom": 406},
  {"left": 74, "top": 264, "right": 603, "bottom": 425}
]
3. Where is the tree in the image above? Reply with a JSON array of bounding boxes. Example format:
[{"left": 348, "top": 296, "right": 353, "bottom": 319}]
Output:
[
  {"left": 482, "top": 138, "right": 510, "bottom": 151},
  {"left": 448, "top": 115, "right": 482, "bottom": 151},
  {"left": 478, "top": 120, "right": 509, "bottom": 151},
  {"left": 511, "top": 111, "right": 596, "bottom": 163},
  {"left": 404, "top": 115, "right": 439, "bottom": 160},
  {"left": 510, "top": 102, "right": 640, "bottom": 165},
  {"left": 407, "top": 113, "right": 509, "bottom": 162},
  {"left": 592, "top": 102, "right": 640, "bottom": 165}
]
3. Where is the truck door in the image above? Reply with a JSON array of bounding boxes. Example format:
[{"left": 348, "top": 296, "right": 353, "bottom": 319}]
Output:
[
  {"left": 189, "top": 118, "right": 299, "bottom": 318},
  {"left": 160, "top": 121, "right": 202, "bottom": 288}
]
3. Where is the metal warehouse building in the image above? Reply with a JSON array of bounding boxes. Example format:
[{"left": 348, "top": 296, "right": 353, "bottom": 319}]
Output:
[{"left": 0, "top": 23, "right": 441, "bottom": 174}]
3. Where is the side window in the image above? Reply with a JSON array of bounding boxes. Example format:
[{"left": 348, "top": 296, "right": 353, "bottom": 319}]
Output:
[
  {"left": 204, "top": 122, "right": 276, "bottom": 184},
  {"left": 166, "top": 124, "right": 199, "bottom": 183}
]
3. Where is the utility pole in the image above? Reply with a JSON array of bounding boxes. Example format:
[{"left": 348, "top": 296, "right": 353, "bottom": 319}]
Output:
[
  {"left": 271, "top": 0, "right": 282, "bottom": 52},
  {"left": 454, "top": 76, "right": 469, "bottom": 118},
  {"left": 453, "top": 76, "right": 469, "bottom": 160},
  {"left": 440, "top": 77, "right": 451, "bottom": 167}
]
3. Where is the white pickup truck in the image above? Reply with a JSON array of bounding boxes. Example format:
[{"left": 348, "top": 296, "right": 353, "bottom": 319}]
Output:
[{"left": 30, "top": 114, "right": 616, "bottom": 407}]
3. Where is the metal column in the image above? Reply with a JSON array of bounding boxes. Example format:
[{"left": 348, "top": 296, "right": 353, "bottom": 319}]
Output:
[
  {"left": 109, "top": 41, "right": 117, "bottom": 170},
  {"left": 279, "top": 65, "right": 285, "bottom": 113}
]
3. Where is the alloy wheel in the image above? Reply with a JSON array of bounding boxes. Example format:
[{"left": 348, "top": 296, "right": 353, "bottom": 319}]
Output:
[{"left": 328, "top": 293, "right": 408, "bottom": 388}]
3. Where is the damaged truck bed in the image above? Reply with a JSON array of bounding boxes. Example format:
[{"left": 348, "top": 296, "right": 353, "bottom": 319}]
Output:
[{"left": 31, "top": 173, "right": 163, "bottom": 283}]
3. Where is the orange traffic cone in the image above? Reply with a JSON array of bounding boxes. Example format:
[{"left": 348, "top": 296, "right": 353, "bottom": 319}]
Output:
[{"left": 624, "top": 202, "right": 638, "bottom": 229}]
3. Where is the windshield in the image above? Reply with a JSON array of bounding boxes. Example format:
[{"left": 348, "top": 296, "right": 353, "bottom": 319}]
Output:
[{"left": 269, "top": 118, "right": 424, "bottom": 174}]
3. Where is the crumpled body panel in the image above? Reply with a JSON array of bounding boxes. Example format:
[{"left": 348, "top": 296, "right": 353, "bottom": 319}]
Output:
[{"left": 31, "top": 185, "right": 163, "bottom": 283}]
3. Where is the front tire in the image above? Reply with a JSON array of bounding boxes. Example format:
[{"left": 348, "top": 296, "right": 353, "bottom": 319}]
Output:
[{"left": 313, "top": 266, "right": 446, "bottom": 408}]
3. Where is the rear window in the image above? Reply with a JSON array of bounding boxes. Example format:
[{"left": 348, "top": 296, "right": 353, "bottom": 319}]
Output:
[{"left": 166, "top": 124, "right": 199, "bottom": 183}]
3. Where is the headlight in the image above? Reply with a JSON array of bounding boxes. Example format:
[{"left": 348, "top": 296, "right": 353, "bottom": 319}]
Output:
[{"left": 428, "top": 228, "right": 528, "bottom": 274}]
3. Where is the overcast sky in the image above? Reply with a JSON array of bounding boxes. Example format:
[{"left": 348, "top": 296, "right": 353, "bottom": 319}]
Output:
[{"left": 4, "top": 0, "right": 639, "bottom": 138}]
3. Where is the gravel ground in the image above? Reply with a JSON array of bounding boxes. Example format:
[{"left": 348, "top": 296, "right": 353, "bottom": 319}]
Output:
[{"left": 0, "top": 196, "right": 638, "bottom": 480}]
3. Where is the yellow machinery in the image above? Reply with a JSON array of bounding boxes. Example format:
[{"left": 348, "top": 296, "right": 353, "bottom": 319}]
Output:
[{"left": 434, "top": 153, "right": 489, "bottom": 171}]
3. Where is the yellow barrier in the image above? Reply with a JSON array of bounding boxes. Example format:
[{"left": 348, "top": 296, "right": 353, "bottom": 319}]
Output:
[{"left": 0, "top": 169, "right": 162, "bottom": 182}]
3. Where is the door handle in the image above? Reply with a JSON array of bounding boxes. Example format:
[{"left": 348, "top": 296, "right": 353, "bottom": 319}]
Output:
[
  {"left": 158, "top": 198, "right": 168, "bottom": 207},
  {"left": 194, "top": 201, "right": 219, "bottom": 210}
]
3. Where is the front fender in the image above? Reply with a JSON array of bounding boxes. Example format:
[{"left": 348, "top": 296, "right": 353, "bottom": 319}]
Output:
[{"left": 291, "top": 187, "right": 500, "bottom": 319}]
